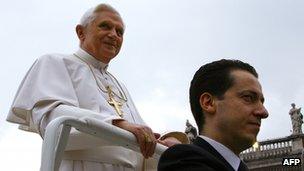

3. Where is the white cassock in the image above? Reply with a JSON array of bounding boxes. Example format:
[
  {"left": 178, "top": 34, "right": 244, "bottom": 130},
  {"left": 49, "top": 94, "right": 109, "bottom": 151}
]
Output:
[{"left": 7, "top": 48, "right": 157, "bottom": 171}]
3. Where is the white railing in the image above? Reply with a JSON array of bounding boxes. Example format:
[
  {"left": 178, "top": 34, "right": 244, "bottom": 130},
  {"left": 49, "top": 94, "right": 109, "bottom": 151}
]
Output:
[{"left": 41, "top": 106, "right": 167, "bottom": 171}]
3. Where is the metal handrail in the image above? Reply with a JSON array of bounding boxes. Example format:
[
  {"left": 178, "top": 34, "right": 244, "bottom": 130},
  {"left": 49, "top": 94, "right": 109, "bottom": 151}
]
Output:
[{"left": 40, "top": 106, "right": 167, "bottom": 171}]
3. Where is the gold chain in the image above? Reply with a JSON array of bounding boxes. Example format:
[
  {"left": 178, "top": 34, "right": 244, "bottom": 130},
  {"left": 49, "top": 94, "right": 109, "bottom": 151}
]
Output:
[
  {"left": 142, "top": 158, "right": 147, "bottom": 171},
  {"left": 73, "top": 54, "right": 128, "bottom": 102}
]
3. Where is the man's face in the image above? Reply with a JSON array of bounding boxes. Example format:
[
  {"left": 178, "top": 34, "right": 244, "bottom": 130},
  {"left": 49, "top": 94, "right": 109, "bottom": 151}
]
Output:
[
  {"left": 78, "top": 10, "right": 124, "bottom": 63},
  {"left": 214, "top": 70, "right": 268, "bottom": 151}
]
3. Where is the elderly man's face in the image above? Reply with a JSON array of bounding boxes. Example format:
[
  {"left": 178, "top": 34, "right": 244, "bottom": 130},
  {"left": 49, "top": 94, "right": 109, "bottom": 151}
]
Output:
[
  {"left": 77, "top": 10, "right": 124, "bottom": 63},
  {"left": 213, "top": 70, "right": 268, "bottom": 153}
]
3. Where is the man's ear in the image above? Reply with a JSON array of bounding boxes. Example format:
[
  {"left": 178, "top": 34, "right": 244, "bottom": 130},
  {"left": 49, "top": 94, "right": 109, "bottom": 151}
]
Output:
[
  {"left": 199, "top": 92, "right": 216, "bottom": 114},
  {"left": 76, "top": 25, "right": 85, "bottom": 42}
]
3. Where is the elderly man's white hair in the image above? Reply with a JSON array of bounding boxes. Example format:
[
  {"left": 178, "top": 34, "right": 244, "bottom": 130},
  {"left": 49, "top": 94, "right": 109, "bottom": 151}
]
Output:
[{"left": 80, "top": 4, "right": 124, "bottom": 27}]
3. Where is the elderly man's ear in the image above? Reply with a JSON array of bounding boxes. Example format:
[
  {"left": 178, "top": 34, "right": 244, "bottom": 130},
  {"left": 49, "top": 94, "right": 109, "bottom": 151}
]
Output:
[
  {"left": 199, "top": 93, "right": 216, "bottom": 114},
  {"left": 76, "top": 25, "right": 86, "bottom": 42}
]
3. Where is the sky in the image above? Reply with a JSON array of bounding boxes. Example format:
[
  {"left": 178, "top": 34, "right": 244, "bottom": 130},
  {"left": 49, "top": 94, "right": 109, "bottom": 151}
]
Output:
[{"left": 1, "top": 0, "right": 304, "bottom": 170}]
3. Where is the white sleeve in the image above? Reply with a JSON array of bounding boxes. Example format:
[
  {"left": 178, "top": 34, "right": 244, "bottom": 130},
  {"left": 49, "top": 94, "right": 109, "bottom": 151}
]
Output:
[
  {"left": 7, "top": 55, "right": 79, "bottom": 133},
  {"left": 7, "top": 54, "right": 124, "bottom": 135}
]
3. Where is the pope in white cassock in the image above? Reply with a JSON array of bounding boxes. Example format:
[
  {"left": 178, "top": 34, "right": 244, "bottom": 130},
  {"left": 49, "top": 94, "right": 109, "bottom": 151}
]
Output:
[{"left": 7, "top": 3, "right": 188, "bottom": 171}]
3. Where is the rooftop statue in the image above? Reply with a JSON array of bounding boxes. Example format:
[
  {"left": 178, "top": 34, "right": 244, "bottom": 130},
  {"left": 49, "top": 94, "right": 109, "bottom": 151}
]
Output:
[
  {"left": 185, "top": 119, "right": 197, "bottom": 143},
  {"left": 289, "top": 103, "right": 303, "bottom": 134}
]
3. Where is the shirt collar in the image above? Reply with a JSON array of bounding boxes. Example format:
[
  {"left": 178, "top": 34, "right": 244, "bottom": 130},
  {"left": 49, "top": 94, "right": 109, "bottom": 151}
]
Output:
[
  {"left": 199, "top": 135, "right": 241, "bottom": 171},
  {"left": 75, "top": 48, "right": 108, "bottom": 70}
]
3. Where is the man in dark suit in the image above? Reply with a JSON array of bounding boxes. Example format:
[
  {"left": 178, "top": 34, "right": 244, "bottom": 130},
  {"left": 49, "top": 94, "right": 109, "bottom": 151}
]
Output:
[{"left": 158, "top": 59, "right": 269, "bottom": 171}]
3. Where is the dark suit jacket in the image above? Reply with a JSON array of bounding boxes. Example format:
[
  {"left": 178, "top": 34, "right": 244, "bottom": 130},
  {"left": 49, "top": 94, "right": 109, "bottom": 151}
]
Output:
[{"left": 158, "top": 137, "right": 248, "bottom": 171}]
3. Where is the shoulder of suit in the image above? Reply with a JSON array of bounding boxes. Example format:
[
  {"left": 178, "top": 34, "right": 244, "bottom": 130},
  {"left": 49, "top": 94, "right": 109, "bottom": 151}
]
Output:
[
  {"left": 164, "top": 143, "right": 205, "bottom": 155},
  {"left": 160, "top": 144, "right": 232, "bottom": 171}
]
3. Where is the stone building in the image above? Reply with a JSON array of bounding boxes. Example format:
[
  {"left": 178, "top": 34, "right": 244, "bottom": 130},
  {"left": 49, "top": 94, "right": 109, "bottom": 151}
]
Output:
[{"left": 240, "top": 134, "right": 304, "bottom": 171}]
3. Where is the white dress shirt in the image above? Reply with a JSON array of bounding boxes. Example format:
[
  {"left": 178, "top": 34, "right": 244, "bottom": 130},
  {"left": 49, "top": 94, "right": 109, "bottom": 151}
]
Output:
[{"left": 200, "top": 135, "right": 241, "bottom": 171}]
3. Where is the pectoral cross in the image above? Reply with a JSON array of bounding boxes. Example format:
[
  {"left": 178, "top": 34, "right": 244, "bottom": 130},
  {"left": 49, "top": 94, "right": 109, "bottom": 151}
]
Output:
[{"left": 106, "top": 86, "right": 124, "bottom": 117}]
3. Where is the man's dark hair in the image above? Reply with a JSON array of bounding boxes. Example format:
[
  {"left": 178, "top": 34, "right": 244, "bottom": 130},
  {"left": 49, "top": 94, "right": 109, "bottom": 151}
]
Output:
[{"left": 189, "top": 59, "right": 258, "bottom": 133}]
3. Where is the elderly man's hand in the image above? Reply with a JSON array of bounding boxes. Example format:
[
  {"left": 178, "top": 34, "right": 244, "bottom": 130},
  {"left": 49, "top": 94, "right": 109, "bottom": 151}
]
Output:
[{"left": 113, "top": 120, "right": 157, "bottom": 158}]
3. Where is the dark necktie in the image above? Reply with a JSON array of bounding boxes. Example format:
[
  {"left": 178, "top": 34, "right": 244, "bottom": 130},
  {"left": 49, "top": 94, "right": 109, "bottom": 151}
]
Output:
[{"left": 238, "top": 161, "right": 248, "bottom": 171}]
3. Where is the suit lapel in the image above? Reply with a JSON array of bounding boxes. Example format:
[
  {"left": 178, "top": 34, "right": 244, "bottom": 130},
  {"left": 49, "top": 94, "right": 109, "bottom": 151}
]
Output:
[
  {"left": 237, "top": 161, "right": 248, "bottom": 171},
  {"left": 193, "top": 137, "right": 236, "bottom": 171}
]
